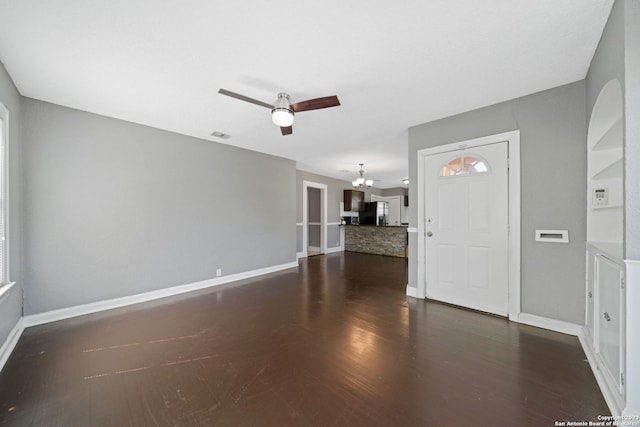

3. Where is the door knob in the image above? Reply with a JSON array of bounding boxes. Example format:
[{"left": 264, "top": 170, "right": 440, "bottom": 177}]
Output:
[{"left": 426, "top": 231, "right": 433, "bottom": 237}]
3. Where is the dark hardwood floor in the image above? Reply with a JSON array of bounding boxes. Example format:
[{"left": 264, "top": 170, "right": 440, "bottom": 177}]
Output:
[{"left": 0, "top": 252, "right": 608, "bottom": 426}]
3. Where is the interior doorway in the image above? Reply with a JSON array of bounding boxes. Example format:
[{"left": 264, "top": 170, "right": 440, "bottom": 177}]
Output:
[
  {"left": 302, "top": 181, "right": 327, "bottom": 258},
  {"left": 307, "top": 187, "right": 322, "bottom": 256}
]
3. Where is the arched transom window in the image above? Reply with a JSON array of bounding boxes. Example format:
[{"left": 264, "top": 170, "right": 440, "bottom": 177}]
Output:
[{"left": 440, "top": 155, "right": 489, "bottom": 177}]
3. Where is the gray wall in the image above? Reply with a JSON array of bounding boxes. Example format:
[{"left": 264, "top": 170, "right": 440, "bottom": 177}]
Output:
[
  {"left": 408, "top": 81, "right": 587, "bottom": 324},
  {"left": 0, "top": 62, "right": 24, "bottom": 348},
  {"left": 22, "top": 98, "right": 296, "bottom": 315},
  {"left": 382, "top": 187, "right": 408, "bottom": 197},
  {"left": 296, "top": 169, "right": 382, "bottom": 252}
]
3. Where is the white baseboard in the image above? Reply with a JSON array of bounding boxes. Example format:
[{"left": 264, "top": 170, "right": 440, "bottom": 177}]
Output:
[
  {"left": 325, "top": 246, "right": 344, "bottom": 254},
  {"left": 578, "top": 327, "right": 623, "bottom": 416},
  {"left": 516, "top": 313, "right": 582, "bottom": 336},
  {"left": 23, "top": 261, "right": 299, "bottom": 328},
  {"left": 307, "top": 246, "right": 321, "bottom": 252},
  {"left": 298, "top": 247, "right": 343, "bottom": 257},
  {"left": 0, "top": 318, "right": 24, "bottom": 373},
  {"left": 406, "top": 285, "right": 418, "bottom": 298}
]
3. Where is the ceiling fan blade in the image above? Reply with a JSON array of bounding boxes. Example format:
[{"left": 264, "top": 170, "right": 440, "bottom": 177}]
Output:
[
  {"left": 281, "top": 126, "right": 293, "bottom": 136},
  {"left": 218, "top": 88, "right": 274, "bottom": 109},
  {"left": 291, "top": 95, "right": 340, "bottom": 112}
]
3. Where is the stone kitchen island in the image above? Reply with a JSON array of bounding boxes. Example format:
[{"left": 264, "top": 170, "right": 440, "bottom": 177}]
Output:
[{"left": 344, "top": 225, "right": 407, "bottom": 258}]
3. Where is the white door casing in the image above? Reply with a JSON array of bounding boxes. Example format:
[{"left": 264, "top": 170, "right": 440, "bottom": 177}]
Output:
[
  {"left": 424, "top": 142, "right": 508, "bottom": 315},
  {"left": 416, "top": 130, "right": 521, "bottom": 320}
]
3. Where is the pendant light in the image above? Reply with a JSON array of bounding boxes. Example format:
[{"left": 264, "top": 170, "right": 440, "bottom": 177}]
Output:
[{"left": 352, "top": 164, "right": 374, "bottom": 188}]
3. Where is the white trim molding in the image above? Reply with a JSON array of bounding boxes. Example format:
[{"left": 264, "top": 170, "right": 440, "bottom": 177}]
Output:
[
  {"left": 23, "top": 261, "right": 298, "bottom": 327},
  {"left": 0, "top": 281, "right": 15, "bottom": 304},
  {"left": 517, "top": 313, "right": 582, "bottom": 336},
  {"left": 416, "top": 130, "right": 521, "bottom": 320},
  {"left": 406, "top": 227, "right": 418, "bottom": 233},
  {"left": 325, "top": 246, "right": 344, "bottom": 254},
  {"left": 0, "top": 318, "right": 23, "bottom": 373},
  {"left": 406, "top": 285, "right": 418, "bottom": 298}
]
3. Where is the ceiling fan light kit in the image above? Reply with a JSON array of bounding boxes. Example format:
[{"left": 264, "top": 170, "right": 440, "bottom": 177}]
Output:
[
  {"left": 271, "top": 93, "right": 295, "bottom": 127},
  {"left": 218, "top": 88, "right": 340, "bottom": 136}
]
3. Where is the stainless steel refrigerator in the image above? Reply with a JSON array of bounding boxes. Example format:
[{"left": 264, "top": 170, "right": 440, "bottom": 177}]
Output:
[{"left": 360, "top": 201, "right": 389, "bottom": 226}]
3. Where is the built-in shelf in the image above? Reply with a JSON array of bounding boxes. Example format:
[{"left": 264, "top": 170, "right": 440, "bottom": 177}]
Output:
[
  {"left": 593, "top": 118, "right": 623, "bottom": 151},
  {"left": 588, "top": 79, "right": 623, "bottom": 247},
  {"left": 585, "top": 80, "right": 626, "bottom": 415},
  {"left": 591, "top": 204, "right": 623, "bottom": 211},
  {"left": 592, "top": 158, "right": 623, "bottom": 180}
]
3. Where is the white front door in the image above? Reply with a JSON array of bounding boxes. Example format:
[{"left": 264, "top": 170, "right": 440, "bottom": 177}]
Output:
[{"left": 424, "top": 142, "right": 509, "bottom": 316}]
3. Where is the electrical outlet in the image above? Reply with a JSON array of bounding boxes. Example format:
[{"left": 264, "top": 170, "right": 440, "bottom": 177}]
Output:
[
  {"left": 216, "top": 268, "right": 222, "bottom": 277},
  {"left": 336, "top": 241, "right": 340, "bottom": 246}
]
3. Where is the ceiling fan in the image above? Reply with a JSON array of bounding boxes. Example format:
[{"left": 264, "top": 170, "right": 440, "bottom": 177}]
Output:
[{"left": 218, "top": 89, "right": 340, "bottom": 136}]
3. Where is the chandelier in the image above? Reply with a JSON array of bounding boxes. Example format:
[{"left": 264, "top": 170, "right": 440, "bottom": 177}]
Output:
[{"left": 352, "top": 163, "right": 374, "bottom": 188}]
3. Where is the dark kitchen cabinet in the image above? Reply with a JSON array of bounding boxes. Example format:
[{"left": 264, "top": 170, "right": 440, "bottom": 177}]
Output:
[{"left": 344, "top": 190, "right": 364, "bottom": 212}]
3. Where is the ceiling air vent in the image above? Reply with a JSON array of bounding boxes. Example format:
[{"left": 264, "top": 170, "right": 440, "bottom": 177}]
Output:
[{"left": 210, "top": 131, "right": 231, "bottom": 139}]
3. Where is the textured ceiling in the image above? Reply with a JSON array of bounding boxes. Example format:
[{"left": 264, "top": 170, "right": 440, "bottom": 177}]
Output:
[{"left": 0, "top": 0, "right": 613, "bottom": 188}]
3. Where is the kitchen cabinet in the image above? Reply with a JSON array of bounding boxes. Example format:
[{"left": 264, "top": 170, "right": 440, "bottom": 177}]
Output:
[{"left": 344, "top": 190, "right": 364, "bottom": 212}]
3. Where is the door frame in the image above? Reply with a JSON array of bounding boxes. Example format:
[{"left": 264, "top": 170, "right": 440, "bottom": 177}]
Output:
[
  {"left": 416, "top": 130, "right": 521, "bottom": 321},
  {"left": 302, "top": 180, "right": 328, "bottom": 258}
]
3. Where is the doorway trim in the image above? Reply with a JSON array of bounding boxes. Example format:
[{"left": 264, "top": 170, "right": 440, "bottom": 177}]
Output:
[
  {"left": 302, "top": 180, "right": 328, "bottom": 258},
  {"left": 416, "top": 130, "right": 521, "bottom": 321}
]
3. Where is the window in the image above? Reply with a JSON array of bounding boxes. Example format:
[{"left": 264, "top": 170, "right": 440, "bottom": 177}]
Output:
[
  {"left": 440, "top": 155, "right": 489, "bottom": 177},
  {"left": 0, "top": 101, "right": 8, "bottom": 285}
]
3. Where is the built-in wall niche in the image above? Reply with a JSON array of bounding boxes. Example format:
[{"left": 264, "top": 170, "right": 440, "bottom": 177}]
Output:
[
  {"left": 584, "top": 79, "right": 627, "bottom": 415},
  {"left": 587, "top": 79, "right": 623, "bottom": 253}
]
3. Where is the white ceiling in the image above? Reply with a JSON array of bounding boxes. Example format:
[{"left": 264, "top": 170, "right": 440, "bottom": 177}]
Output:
[{"left": 0, "top": 0, "right": 613, "bottom": 188}]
